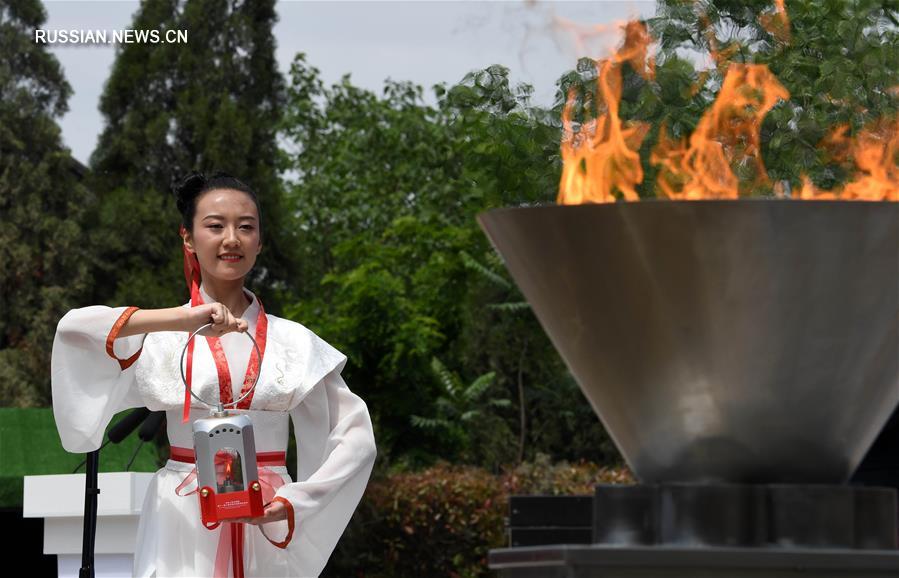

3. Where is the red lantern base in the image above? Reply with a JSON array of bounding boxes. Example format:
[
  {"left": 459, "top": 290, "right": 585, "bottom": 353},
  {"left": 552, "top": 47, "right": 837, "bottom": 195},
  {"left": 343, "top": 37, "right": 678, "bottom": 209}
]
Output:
[{"left": 198, "top": 482, "right": 264, "bottom": 527}]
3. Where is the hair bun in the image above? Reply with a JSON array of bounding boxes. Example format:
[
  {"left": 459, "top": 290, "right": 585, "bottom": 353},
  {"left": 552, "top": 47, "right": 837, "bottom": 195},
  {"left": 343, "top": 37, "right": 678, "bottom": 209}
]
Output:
[{"left": 171, "top": 171, "right": 207, "bottom": 213}]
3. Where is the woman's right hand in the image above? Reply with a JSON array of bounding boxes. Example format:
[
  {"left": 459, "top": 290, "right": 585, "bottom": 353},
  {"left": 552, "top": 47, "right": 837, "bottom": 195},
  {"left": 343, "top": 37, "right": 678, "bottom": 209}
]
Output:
[{"left": 184, "top": 303, "right": 248, "bottom": 336}]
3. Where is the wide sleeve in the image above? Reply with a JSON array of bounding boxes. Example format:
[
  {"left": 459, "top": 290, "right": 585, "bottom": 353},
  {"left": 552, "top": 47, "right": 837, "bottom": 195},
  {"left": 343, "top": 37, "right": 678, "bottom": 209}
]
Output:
[
  {"left": 51, "top": 306, "right": 148, "bottom": 453},
  {"left": 261, "top": 366, "right": 377, "bottom": 577}
]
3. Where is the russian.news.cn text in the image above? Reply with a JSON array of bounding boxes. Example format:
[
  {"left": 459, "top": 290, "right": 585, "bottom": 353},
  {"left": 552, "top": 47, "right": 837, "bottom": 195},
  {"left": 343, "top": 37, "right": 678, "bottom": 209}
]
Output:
[{"left": 35, "top": 29, "right": 188, "bottom": 45}]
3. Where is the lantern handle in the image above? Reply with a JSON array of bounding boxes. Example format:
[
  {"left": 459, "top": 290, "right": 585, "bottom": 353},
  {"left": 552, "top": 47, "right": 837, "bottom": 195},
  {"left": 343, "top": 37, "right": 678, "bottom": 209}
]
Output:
[{"left": 179, "top": 323, "right": 263, "bottom": 414}]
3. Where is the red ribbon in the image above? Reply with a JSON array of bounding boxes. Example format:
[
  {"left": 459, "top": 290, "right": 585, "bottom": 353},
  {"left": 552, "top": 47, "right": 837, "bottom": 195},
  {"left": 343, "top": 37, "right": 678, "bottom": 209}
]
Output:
[
  {"left": 177, "top": 227, "right": 280, "bottom": 577},
  {"left": 171, "top": 446, "right": 290, "bottom": 578},
  {"left": 179, "top": 225, "right": 268, "bottom": 423}
]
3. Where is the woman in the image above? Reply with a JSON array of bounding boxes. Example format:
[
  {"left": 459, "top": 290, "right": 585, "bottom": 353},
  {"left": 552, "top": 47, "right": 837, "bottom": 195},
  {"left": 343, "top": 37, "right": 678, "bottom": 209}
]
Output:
[{"left": 51, "top": 172, "right": 377, "bottom": 577}]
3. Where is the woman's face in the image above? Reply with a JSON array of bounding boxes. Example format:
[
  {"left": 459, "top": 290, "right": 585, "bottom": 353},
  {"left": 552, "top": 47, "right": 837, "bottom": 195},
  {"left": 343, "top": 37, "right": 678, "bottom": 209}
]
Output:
[{"left": 182, "top": 188, "right": 262, "bottom": 282}]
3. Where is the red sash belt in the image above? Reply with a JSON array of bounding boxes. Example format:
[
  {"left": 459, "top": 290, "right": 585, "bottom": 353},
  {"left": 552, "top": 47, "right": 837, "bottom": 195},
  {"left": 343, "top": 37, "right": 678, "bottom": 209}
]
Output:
[
  {"left": 170, "top": 445, "right": 287, "bottom": 466},
  {"left": 170, "top": 446, "right": 295, "bottom": 578}
]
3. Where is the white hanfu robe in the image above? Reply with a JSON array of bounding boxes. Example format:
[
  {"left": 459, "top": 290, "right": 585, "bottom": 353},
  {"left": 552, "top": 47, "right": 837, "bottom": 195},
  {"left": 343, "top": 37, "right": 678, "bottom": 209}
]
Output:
[{"left": 51, "top": 285, "right": 377, "bottom": 577}]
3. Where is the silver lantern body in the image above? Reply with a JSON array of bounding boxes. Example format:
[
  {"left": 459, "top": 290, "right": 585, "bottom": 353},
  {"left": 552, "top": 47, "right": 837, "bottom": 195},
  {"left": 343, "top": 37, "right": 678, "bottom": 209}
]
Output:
[{"left": 192, "top": 413, "right": 260, "bottom": 496}]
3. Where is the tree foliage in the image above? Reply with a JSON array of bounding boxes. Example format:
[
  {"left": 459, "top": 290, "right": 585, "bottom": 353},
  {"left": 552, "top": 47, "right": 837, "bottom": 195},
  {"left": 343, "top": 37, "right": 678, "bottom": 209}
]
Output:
[
  {"left": 409, "top": 357, "right": 512, "bottom": 468},
  {"left": 86, "top": 0, "right": 292, "bottom": 310},
  {"left": 0, "top": 0, "right": 93, "bottom": 405},
  {"left": 279, "top": 56, "right": 619, "bottom": 469}
]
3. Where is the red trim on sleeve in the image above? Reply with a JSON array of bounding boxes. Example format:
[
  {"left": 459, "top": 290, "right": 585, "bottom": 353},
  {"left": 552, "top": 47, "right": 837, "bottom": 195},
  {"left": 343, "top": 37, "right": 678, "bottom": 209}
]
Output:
[
  {"left": 105, "top": 306, "right": 143, "bottom": 370},
  {"left": 261, "top": 497, "right": 295, "bottom": 549}
]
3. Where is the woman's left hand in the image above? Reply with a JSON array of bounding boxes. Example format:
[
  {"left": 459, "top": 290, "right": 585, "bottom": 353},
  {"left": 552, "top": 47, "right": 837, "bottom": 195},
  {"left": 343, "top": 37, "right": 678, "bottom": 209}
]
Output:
[{"left": 229, "top": 500, "right": 289, "bottom": 526}]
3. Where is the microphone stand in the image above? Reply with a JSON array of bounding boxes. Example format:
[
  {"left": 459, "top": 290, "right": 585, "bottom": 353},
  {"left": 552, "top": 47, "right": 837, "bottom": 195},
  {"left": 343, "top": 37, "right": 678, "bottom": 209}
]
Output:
[
  {"left": 77, "top": 407, "right": 157, "bottom": 578},
  {"left": 79, "top": 450, "right": 100, "bottom": 578}
]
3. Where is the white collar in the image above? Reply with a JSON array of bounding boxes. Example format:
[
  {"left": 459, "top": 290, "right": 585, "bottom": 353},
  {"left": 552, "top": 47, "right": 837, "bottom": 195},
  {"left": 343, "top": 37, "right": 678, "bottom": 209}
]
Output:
[{"left": 197, "top": 282, "right": 259, "bottom": 320}]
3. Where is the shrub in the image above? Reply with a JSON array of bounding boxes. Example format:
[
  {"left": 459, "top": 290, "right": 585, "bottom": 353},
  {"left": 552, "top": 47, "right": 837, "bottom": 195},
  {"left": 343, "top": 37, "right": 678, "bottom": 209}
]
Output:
[{"left": 323, "top": 455, "right": 633, "bottom": 577}]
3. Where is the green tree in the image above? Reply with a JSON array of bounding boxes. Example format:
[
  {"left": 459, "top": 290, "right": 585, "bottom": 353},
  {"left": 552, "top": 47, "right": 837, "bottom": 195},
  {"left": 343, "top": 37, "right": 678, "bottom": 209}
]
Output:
[
  {"left": 410, "top": 357, "right": 513, "bottom": 469},
  {"left": 86, "top": 0, "right": 292, "bottom": 310},
  {"left": 280, "top": 56, "right": 622, "bottom": 468},
  {"left": 459, "top": 250, "right": 528, "bottom": 463},
  {"left": 457, "top": 248, "right": 621, "bottom": 468},
  {"left": 0, "top": 1, "right": 93, "bottom": 405}
]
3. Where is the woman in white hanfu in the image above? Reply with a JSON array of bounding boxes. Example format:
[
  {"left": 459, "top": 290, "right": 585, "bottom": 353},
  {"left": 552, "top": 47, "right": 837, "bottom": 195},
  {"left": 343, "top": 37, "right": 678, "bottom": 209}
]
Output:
[{"left": 51, "top": 172, "right": 377, "bottom": 578}]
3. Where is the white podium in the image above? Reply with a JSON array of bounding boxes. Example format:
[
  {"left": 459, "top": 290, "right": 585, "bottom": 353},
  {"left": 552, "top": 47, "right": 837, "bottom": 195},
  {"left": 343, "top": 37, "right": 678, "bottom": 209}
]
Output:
[{"left": 24, "top": 472, "right": 155, "bottom": 578}]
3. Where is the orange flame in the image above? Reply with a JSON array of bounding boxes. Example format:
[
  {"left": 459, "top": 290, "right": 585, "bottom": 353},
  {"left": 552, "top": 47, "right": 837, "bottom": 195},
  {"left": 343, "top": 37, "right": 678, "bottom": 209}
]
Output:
[
  {"left": 760, "top": 0, "right": 791, "bottom": 44},
  {"left": 799, "top": 119, "right": 899, "bottom": 200},
  {"left": 651, "top": 64, "right": 789, "bottom": 199},
  {"left": 557, "top": 10, "right": 897, "bottom": 204},
  {"left": 557, "top": 22, "right": 653, "bottom": 204}
]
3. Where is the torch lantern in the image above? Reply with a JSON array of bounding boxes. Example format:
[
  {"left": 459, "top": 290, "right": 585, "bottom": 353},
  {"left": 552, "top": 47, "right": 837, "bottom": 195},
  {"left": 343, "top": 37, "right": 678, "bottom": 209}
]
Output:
[
  {"left": 180, "top": 324, "right": 265, "bottom": 528},
  {"left": 191, "top": 414, "right": 263, "bottom": 527}
]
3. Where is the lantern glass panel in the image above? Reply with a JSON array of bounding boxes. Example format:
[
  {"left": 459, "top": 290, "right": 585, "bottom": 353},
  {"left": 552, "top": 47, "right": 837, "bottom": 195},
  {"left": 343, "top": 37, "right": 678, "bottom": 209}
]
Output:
[{"left": 215, "top": 447, "right": 245, "bottom": 493}]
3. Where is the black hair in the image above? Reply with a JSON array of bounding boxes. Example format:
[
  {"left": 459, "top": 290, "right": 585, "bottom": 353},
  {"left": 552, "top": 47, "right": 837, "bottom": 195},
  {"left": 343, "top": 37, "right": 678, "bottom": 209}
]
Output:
[{"left": 170, "top": 171, "right": 262, "bottom": 234}]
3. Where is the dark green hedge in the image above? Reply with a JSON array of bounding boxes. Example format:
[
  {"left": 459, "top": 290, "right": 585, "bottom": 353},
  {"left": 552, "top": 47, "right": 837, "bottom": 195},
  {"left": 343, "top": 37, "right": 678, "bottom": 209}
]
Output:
[{"left": 324, "top": 455, "right": 633, "bottom": 577}]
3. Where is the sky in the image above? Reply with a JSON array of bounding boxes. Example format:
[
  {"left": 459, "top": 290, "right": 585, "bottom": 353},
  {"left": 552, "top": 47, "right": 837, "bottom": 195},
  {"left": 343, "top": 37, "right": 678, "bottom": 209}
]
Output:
[{"left": 43, "top": 0, "right": 656, "bottom": 165}]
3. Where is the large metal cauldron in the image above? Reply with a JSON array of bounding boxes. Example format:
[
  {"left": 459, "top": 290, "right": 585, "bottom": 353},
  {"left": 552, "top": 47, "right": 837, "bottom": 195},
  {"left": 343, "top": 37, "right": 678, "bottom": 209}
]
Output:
[{"left": 477, "top": 200, "right": 899, "bottom": 484}]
